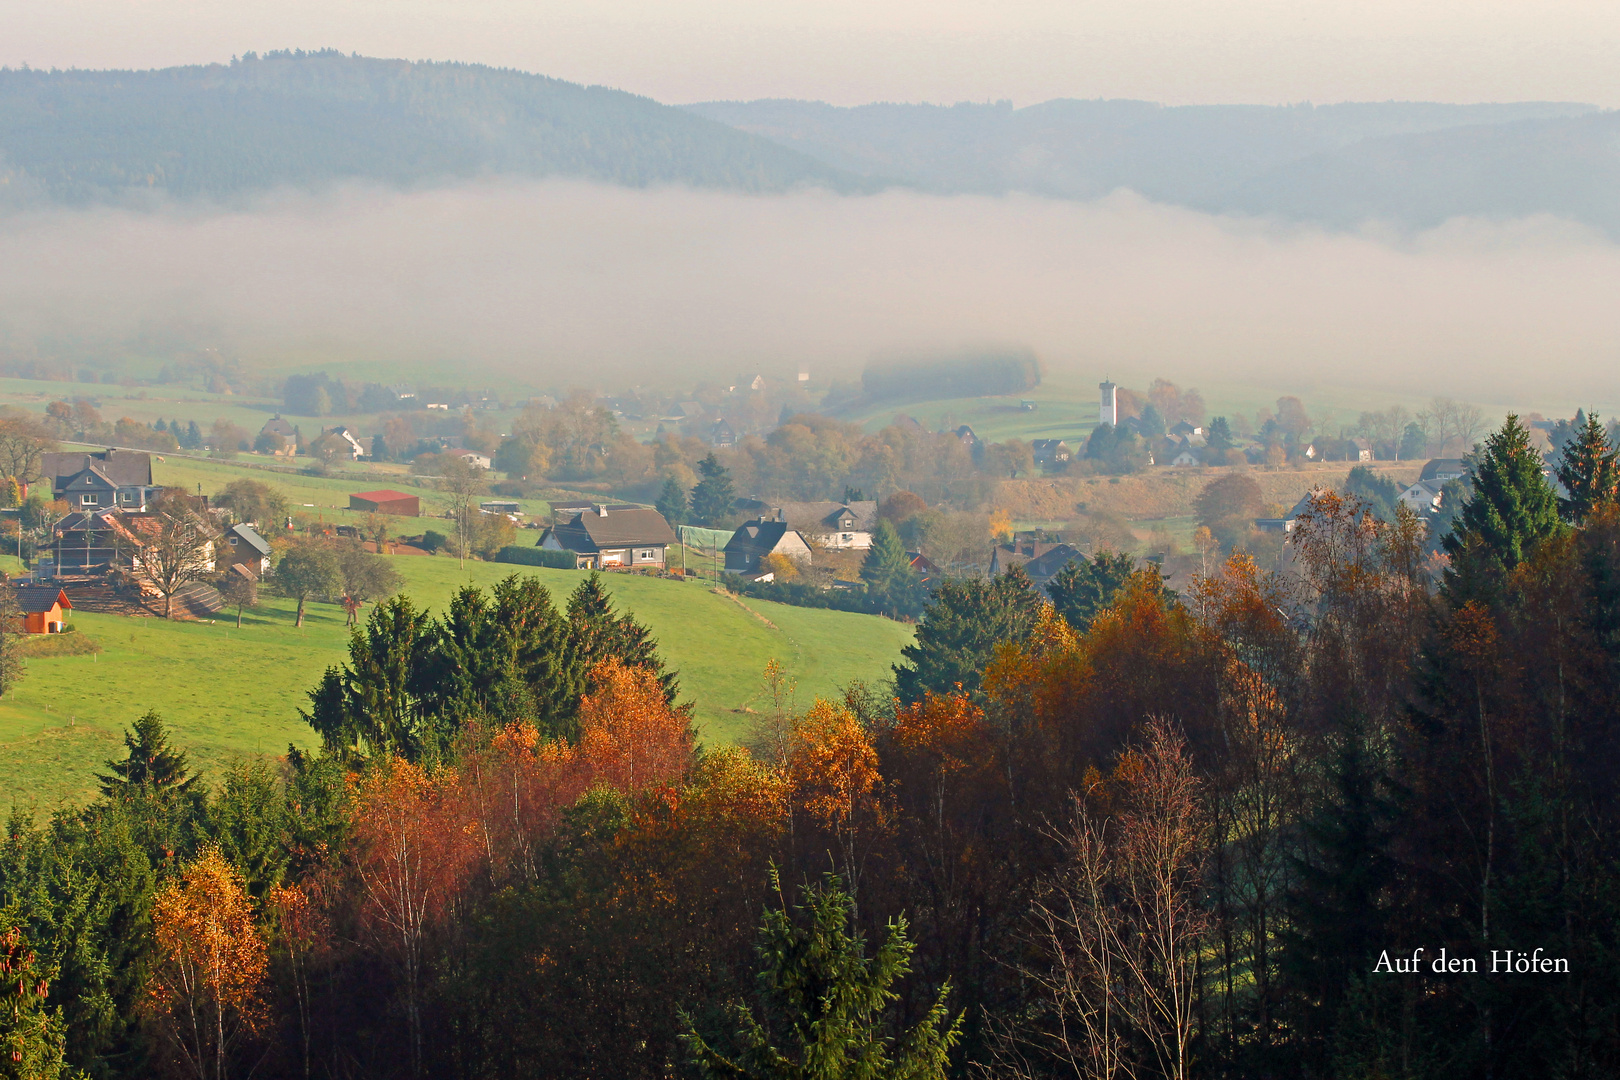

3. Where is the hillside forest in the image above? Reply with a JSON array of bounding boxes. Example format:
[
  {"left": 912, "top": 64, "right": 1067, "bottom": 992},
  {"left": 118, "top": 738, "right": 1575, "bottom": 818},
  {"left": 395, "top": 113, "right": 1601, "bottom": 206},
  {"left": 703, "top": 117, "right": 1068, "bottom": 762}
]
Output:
[{"left": 1, "top": 412, "right": 1617, "bottom": 1078}]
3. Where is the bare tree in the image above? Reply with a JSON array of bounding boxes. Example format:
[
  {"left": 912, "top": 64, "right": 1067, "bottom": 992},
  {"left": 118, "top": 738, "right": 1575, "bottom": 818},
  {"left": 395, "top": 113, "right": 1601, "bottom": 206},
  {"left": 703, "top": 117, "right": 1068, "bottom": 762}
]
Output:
[
  {"left": 436, "top": 456, "right": 486, "bottom": 570},
  {"left": 218, "top": 573, "right": 258, "bottom": 629},
  {"left": 0, "top": 414, "right": 55, "bottom": 490},
  {"left": 1011, "top": 718, "right": 1208, "bottom": 1080},
  {"left": 125, "top": 491, "right": 222, "bottom": 619},
  {"left": 362, "top": 511, "right": 392, "bottom": 554},
  {"left": 1420, "top": 398, "right": 1486, "bottom": 455}
]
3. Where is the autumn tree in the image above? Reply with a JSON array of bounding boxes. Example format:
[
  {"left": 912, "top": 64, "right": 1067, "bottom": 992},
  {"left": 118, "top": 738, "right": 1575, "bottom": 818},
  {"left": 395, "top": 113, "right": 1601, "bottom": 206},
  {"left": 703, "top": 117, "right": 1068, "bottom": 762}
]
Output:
[
  {"left": 127, "top": 489, "right": 221, "bottom": 619},
  {"left": 217, "top": 572, "right": 257, "bottom": 629},
  {"left": 351, "top": 758, "right": 478, "bottom": 1077},
  {"left": 681, "top": 872, "right": 960, "bottom": 1080},
  {"left": 574, "top": 657, "right": 695, "bottom": 796},
  {"left": 211, "top": 479, "right": 289, "bottom": 528},
  {"left": 436, "top": 454, "right": 486, "bottom": 569},
  {"left": 146, "top": 846, "right": 268, "bottom": 1080},
  {"left": 336, "top": 546, "right": 404, "bottom": 627}
]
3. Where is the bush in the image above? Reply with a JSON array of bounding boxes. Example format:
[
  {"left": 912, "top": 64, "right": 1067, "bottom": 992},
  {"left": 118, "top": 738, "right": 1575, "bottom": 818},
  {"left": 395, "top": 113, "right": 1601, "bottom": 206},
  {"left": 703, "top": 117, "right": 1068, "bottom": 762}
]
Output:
[
  {"left": 494, "top": 545, "right": 577, "bottom": 569},
  {"left": 420, "top": 530, "right": 448, "bottom": 553},
  {"left": 724, "top": 574, "right": 886, "bottom": 617}
]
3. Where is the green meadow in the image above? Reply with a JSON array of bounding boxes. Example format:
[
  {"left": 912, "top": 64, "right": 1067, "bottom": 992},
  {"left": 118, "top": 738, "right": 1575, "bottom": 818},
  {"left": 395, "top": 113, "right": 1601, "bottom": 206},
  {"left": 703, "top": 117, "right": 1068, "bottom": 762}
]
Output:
[{"left": 0, "top": 557, "right": 914, "bottom": 808}]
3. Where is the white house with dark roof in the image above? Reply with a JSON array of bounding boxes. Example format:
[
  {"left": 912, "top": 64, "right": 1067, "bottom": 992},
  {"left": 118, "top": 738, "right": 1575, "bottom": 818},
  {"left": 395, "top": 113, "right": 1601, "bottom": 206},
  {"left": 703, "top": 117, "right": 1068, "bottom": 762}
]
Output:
[
  {"left": 538, "top": 505, "right": 676, "bottom": 570},
  {"left": 743, "top": 500, "right": 878, "bottom": 550}
]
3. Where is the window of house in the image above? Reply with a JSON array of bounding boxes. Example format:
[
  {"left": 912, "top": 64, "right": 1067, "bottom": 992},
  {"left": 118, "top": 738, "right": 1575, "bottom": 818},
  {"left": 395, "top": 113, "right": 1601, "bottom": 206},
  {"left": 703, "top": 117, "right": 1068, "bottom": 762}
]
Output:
[
  {"left": 228, "top": 536, "right": 238, "bottom": 545},
  {"left": 638, "top": 549, "right": 655, "bottom": 560},
  {"left": 80, "top": 494, "right": 96, "bottom": 505}
]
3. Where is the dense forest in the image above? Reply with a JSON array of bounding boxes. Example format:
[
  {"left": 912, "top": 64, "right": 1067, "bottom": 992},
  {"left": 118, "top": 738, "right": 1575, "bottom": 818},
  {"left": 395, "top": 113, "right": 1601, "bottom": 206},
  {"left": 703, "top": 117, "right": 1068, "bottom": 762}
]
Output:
[
  {"left": 0, "top": 51, "right": 857, "bottom": 205},
  {"left": 3, "top": 413, "right": 1618, "bottom": 1078}
]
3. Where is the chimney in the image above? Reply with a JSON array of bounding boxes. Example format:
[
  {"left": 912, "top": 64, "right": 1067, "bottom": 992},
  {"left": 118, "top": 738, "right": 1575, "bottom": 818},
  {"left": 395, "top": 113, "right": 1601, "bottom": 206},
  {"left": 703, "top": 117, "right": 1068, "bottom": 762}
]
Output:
[{"left": 596, "top": 504, "right": 609, "bottom": 517}]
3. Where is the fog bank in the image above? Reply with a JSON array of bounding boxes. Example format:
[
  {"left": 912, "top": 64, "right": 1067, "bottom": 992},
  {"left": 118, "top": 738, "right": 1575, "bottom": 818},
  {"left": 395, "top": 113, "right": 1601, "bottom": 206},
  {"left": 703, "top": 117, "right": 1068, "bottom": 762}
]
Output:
[{"left": 2, "top": 181, "right": 1618, "bottom": 406}]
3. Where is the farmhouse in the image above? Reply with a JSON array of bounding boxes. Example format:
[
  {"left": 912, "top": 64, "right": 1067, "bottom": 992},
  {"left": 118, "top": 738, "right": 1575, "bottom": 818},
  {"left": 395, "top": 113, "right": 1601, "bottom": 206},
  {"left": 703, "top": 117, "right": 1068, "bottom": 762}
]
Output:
[
  {"left": 724, "top": 520, "right": 813, "bottom": 573},
  {"left": 310, "top": 426, "right": 367, "bottom": 460},
  {"left": 7, "top": 584, "right": 72, "bottom": 634},
  {"left": 1031, "top": 439, "right": 1072, "bottom": 465},
  {"left": 538, "top": 505, "right": 676, "bottom": 570},
  {"left": 349, "top": 490, "right": 420, "bottom": 516},
  {"left": 452, "top": 450, "right": 492, "bottom": 470},
  {"left": 43, "top": 450, "right": 157, "bottom": 511}
]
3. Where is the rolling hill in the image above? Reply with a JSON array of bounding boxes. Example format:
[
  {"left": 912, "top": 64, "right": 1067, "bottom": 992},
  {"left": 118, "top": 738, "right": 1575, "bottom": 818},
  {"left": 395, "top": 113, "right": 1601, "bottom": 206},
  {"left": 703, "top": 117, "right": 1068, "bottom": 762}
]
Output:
[{"left": 0, "top": 50, "right": 861, "bottom": 205}]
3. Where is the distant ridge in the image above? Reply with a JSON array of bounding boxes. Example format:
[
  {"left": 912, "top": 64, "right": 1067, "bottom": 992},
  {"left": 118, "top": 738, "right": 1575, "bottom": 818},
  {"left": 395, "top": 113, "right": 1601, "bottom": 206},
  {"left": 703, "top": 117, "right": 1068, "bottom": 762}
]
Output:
[
  {"left": 0, "top": 50, "right": 864, "bottom": 205},
  {"left": 684, "top": 97, "right": 1620, "bottom": 233}
]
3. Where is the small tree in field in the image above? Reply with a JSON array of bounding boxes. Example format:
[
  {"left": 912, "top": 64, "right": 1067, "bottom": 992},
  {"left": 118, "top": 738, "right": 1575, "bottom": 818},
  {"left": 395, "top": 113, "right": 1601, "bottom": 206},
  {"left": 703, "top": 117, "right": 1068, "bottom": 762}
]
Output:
[
  {"left": 147, "top": 846, "right": 268, "bottom": 1080},
  {"left": 274, "top": 542, "right": 341, "bottom": 628},
  {"left": 218, "top": 573, "right": 258, "bottom": 629}
]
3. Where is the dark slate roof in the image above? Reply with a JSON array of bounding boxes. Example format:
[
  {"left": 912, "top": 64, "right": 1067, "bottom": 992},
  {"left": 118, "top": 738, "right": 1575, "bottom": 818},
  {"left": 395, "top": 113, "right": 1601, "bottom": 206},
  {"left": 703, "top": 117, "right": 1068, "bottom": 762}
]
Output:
[
  {"left": 260, "top": 415, "right": 296, "bottom": 437},
  {"left": 60, "top": 466, "right": 118, "bottom": 491},
  {"left": 1022, "top": 544, "right": 1085, "bottom": 583},
  {"left": 8, "top": 584, "right": 71, "bottom": 614},
  {"left": 228, "top": 523, "right": 273, "bottom": 556},
  {"left": 43, "top": 449, "right": 152, "bottom": 488},
  {"left": 548, "top": 507, "right": 676, "bottom": 553},
  {"left": 1420, "top": 458, "right": 1469, "bottom": 481},
  {"left": 771, "top": 501, "right": 878, "bottom": 532},
  {"left": 725, "top": 520, "right": 795, "bottom": 558}
]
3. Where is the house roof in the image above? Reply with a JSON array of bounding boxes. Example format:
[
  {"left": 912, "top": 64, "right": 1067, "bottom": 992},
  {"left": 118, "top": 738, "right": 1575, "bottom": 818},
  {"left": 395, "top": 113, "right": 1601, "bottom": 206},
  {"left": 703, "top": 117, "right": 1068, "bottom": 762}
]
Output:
[
  {"left": 55, "top": 509, "right": 121, "bottom": 534},
  {"left": 260, "top": 415, "right": 296, "bottom": 437},
  {"left": 547, "top": 506, "right": 677, "bottom": 553},
  {"left": 228, "top": 523, "right": 273, "bottom": 556},
  {"left": 7, "top": 585, "right": 71, "bottom": 614},
  {"left": 60, "top": 465, "right": 118, "bottom": 492},
  {"left": 993, "top": 541, "right": 1069, "bottom": 569},
  {"left": 725, "top": 520, "right": 800, "bottom": 558},
  {"left": 768, "top": 501, "right": 878, "bottom": 533},
  {"left": 1022, "top": 544, "right": 1085, "bottom": 583},
  {"left": 351, "top": 489, "right": 417, "bottom": 503},
  {"left": 227, "top": 561, "right": 260, "bottom": 581},
  {"left": 43, "top": 449, "right": 153, "bottom": 489},
  {"left": 1420, "top": 458, "right": 1468, "bottom": 481},
  {"left": 1031, "top": 439, "right": 1070, "bottom": 450}
]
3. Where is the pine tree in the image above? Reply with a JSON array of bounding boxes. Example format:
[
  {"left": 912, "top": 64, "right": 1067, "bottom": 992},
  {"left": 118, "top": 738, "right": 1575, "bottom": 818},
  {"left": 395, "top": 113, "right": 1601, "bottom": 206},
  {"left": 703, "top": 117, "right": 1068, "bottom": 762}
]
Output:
[
  {"left": 1554, "top": 409, "right": 1617, "bottom": 524},
  {"left": 0, "top": 587, "right": 25, "bottom": 697},
  {"left": 859, "top": 520, "right": 921, "bottom": 615},
  {"left": 1442, "top": 415, "right": 1563, "bottom": 602},
  {"left": 894, "top": 565, "right": 1046, "bottom": 703},
  {"left": 689, "top": 455, "right": 735, "bottom": 527},
  {"left": 681, "top": 872, "right": 960, "bottom": 1080},
  {"left": 656, "top": 475, "right": 688, "bottom": 527},
  {"left": 0, "top": 913, "right": 70, "bottom": 1080},
  {"left": 98, "top": 711, "right": 197, "bottom": 797},
  {"left": 185, "top": 420, "right": 203, "bottom": 449}
]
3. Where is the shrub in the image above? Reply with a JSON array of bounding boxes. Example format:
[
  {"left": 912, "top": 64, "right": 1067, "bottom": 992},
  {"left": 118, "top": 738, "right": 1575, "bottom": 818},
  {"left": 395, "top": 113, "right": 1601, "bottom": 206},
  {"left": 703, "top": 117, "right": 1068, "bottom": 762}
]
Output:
[
  {"left": 494, "top": 545, "right": 577, "bottom": 569},
  {"left": 420, "top": 530, "right": 448, "bottom": 553}
]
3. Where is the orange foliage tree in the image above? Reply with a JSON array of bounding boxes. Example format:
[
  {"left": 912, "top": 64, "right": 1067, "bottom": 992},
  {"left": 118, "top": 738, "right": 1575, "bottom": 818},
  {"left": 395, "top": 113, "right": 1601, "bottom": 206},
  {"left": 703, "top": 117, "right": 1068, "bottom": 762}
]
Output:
[
  {"left": 351, "top": 759, "right": 479, "bottom": 1077},
  {"left": 575, "top": 657, "right": 695, "bottom": 796},
  {"left": 147, "top": 846, "right": 268, "bottom": 1080},
  {"left": 784, "top": 699, "right": 882, "bottom": 890}
]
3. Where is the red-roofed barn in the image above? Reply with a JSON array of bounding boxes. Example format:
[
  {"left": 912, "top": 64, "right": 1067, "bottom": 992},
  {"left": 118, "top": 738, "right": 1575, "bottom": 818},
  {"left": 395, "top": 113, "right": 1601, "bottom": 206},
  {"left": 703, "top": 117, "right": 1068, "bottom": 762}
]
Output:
[{"left": 349, "top": 490, "right": 420, "bottom": 516}]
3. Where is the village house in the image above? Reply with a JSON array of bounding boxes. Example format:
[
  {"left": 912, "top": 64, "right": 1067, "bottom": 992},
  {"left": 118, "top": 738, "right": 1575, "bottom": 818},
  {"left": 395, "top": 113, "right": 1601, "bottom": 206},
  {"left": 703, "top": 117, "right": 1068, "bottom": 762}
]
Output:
[
  {"left": 710, "top": 419, "right": 737, "bottom": 448},
  {"left": 723, "top": 520, "right": 813, "bottom": 574},
  {"left": 736, "top": 500, "right": 879, "bottom": 550},
  {"left": 257, "top": 415, "right": 298, "bottom": 454},
  {"left": 1031, "top": 439, "right": 1072, "bottom": 466},
  {"left": 220, "top": 522, "right": 273, "bottom": 578},
  {"left": 309, "top": 426, "right": 367, "bottom": 460},
  {"left": 1421, "top": 458, "right": 1468, "bottom": 483},
  {"left": 451, "top": 450, "right": 492, "bottom": 470},
  {"left": 989, "top": 541, "right": 1085, "bottom": 587},
  {"left": 538, "top": 505, "right": 676, "bottom": 570},
  {"left": 7, "top": 584, "right": 71, "bottom": 634},
  {"left": 43, "top": 450, "right": 157, "bottom": 512},
  {"left": 1398, "top": 480, "right": 1445, "bottom": 515},
  {"left": 1166, "top": 438, "right": 1202, "bottom": 466}
]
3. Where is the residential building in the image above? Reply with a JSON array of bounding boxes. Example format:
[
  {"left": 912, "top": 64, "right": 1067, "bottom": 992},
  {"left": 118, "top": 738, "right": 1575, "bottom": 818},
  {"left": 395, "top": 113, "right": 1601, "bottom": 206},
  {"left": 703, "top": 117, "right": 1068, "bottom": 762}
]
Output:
[
  {"left": 349, "top": 490, "right": 421, "bottom": 516},
  {"left": 1421, "top": 458, "right": 1468, "bottom": 483},
  {"left": 990, "top": 541, "right": 1085, "bottom": 586},
  {"left": 724, "top": 520, "right": 813, "bottom": 573},
  {"left": 740, "top": 500, "right": 879, "bottom": 550},
  {"left": 1031, "top": 439, "right": 1072, "bottom": 465},
  {"left": 220, "top": 523, "right": 273, "bottom": 578},
  {"left": 452, "top": 450, "right": 492, "bottom": 470},
  {"left": 43, "top": 450, "right": 157, "bottom": 511},
  {"left": 710, "top": 419, "right": 737, "bottom": 448},
  {"left": 1398, "top": 480, "right": 1445, "bottom": 515},
  {"left": 538, "top": 505, "right": 676, "bottom": 570},
  {"left": 7, "top": 584, "right": 71, "bottom": 634},
  {"left": 1167, "top": 439, "right": 1202, "bottom": 467}
]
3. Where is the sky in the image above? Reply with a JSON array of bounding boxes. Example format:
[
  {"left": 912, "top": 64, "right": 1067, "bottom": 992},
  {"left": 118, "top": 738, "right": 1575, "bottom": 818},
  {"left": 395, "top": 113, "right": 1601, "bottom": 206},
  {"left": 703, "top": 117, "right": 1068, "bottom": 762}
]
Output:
[{"left": 3, "top": 0, "right": 1619, "bottom": 108}]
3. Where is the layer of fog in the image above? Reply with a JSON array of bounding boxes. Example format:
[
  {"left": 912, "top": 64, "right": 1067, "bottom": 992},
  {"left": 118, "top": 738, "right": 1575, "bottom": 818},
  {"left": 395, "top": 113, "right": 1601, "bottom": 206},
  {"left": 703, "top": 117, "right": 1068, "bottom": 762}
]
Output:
[{"left": 2, "top": 180, "right": 1619, "bottom": 410}]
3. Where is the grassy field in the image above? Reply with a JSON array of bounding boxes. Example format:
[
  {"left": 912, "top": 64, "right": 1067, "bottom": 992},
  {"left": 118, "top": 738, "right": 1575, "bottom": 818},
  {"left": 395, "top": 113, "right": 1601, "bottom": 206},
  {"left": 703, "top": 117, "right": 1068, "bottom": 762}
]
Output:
[{"left": 0, "top": 557, "right": 914, "bottom": 809}]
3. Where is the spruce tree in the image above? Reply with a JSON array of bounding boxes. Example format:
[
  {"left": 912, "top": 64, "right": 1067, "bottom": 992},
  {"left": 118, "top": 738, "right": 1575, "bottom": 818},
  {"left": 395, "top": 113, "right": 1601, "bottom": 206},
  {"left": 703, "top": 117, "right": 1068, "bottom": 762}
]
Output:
[
  {"left": 1554, "top": 409, "right": 1617, "bottom": 524},
  {"left": 185, "top": 419, "right": 202, "bottom": 449},
  {"left": 98, "top": 711, "right": 197, "bottom": 797},
  {"left": 1046, "top": 551, "right": 1136, "bottom": 632},
  {"left": 0, "top": 587, "right": 25, "bottom": 697},
  {"left": 656, "top": 475, "right": 688, "bottom": 527},
  {"left": 894, "top": 565, "right": 1045, "bottom": 703},
  {"left": 1442, "top": 415, "right": 1563, "bottom": 602},
  {"left": 689, "top": 455, "right": 735, "bottom": 527},
  {"left": 859, "top": 520, "right": 921, "bottom": 615},
  {"left": 681, "top": 872, "right": 960, "bottom": 1080}
]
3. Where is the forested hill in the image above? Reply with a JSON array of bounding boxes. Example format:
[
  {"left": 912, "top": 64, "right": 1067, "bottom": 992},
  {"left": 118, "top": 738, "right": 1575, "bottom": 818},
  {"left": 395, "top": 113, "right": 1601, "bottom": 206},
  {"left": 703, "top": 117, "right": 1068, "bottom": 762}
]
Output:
[
  {"left": 0, "top": 50, "right": 862, "bottom": 204},
  {"left": 685, "top": 97, "right": 1620, "bottom": 233}
]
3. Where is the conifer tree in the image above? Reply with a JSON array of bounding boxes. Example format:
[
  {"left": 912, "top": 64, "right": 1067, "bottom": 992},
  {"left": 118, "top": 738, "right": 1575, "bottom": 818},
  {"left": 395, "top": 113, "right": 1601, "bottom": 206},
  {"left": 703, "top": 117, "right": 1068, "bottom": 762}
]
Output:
[
  {"left": 1554, "top": 409, "right": 1618, "bottom": 524},
  {"left": 0, "top": 587, "right": 25, "bottom": 697},
  {"left": 894, "top": 565, "right": 1045, "bottom": 703},
  {"left": 98, "top": 711, "right": 197, "bottom": 797},
  {"left": 681, "top": 872, "right": 959, "bottom": 1080},
  {"left": 0, "top": 914, "right": 70, "bottom": 1080},
  {"left": 656, "top": 475, "right": 688, "bottom": 527},
  {"left": 1442, "top": 415, "right": 1563, "bottom": 601},
  {"left": 859, "top": 520, "right": 921, "bottom": 615},
  {"left": 689, "top": 455, "right": 735, "bottom": 527},
  {"left": 1046, "top": 551, "right": 1137, "bottom": 632}
]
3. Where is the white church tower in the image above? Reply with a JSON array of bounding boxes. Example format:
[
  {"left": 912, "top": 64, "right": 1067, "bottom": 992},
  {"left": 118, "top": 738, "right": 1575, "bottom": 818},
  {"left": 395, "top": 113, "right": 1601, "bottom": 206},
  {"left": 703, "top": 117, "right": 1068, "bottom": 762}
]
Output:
[{"left": 1099, "top": 380, "right": 1118, "bottom": 426}]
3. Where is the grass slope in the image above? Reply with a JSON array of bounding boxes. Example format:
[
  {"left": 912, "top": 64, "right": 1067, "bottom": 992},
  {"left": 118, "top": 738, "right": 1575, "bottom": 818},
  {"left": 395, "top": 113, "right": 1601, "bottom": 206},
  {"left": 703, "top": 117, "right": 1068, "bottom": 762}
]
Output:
[{"left": 0, "top": 558, "right": 912, "bottom": 808}]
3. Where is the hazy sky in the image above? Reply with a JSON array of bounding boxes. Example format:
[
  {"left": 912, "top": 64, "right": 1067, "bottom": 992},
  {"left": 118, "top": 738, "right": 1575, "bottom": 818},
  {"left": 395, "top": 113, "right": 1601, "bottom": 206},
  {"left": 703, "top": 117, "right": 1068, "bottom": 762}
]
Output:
[
  {"left": 4, "top": 0, "right": 1619, "bottom": 107},
  {"left": 4, "top": 182, "right": 1617, "bottom": 410}
]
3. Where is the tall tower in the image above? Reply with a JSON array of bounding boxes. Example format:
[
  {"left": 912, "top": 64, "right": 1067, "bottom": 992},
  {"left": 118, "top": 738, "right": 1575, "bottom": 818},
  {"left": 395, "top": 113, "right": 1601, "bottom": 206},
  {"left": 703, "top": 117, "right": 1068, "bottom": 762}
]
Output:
[{"left": 1099, "top": 380, "right": 1118, "bottom": 426}]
